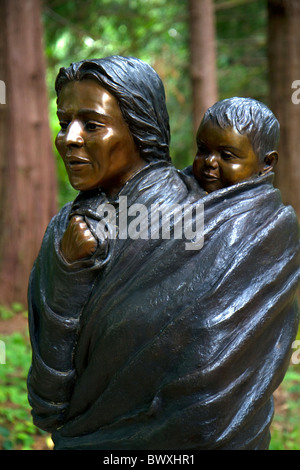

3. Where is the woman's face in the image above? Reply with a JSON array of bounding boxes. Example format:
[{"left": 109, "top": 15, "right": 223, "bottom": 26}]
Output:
[{"left": 55, "top": 79, "right": 145, "bottom": 195}]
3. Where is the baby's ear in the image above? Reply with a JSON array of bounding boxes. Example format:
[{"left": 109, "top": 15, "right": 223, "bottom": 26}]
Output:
[{"left": 262, "top": 151, "right": 278, "bottom": 175}]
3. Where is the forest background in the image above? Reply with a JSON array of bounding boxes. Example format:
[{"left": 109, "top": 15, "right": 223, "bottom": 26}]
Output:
[{"left": 0, "top": 0, "right": 299, "bottom": 450}]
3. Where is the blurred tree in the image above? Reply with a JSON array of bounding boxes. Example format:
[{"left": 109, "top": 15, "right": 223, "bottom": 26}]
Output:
[
  {"left": 215, "top": 0, "right": 268, "bottom": 103},
  {"left": 0, "top": 0, "right": 57, "bottom": 306},
  {"left": 188, "top": 0, "right": 218, "bottom": 137},
  {"left": 267, "top": 0, "right": 300, "bottom": 218}
]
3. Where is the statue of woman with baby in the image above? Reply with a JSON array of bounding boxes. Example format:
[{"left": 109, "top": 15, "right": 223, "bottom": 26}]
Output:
[{"left": 27, "top": 56, "right": 300, "bottom": 450}]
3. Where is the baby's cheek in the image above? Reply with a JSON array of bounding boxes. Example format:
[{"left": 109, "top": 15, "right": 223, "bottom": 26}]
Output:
[
  {"left": 220, "top": 164, "right": 243, "bottom": 185},
  {"left": 220, "top": 164, "right": 255, "bottom": 187},
  {"left": 193, "top": 156, "right": 204, "bottom": 181}
]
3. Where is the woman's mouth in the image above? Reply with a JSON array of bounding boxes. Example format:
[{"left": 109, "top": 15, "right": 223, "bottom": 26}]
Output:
[{"left": 66, "top": 157, "right": 91, "bottom": 170}]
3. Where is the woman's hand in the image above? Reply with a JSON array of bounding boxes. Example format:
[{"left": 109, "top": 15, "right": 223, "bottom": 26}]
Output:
[{"left": 60, "top": 215, "right": 97, "bottom": 263}]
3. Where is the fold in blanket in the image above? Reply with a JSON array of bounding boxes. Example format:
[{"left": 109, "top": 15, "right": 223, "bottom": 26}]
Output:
[{"left": 28, "top": 162, "right": 300, "bottom": 450}]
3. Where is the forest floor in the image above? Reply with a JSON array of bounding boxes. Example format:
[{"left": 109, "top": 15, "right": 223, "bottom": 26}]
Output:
[
  {"left": 0, "top": 314, "right": 51, "bottom": 450},
  {"left": 0, "top": 313, "right": 28, "bottom": 336},
  {"left": 0, "top": 313, "right": 299, "bottom": 450}
]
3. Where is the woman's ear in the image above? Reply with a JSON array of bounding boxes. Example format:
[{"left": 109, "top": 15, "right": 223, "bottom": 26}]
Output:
[{"left": 261, "top": 151, "right": 278, "bottom": 175}]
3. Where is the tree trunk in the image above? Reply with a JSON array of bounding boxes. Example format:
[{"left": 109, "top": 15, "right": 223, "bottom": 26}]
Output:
[
  {"left": 188, "top": 0, "right": 218, "bottom": 137},
  {"left": 0, "top": 0, "right": 57, "bottom": 306},
  {"left": 267, "top": 0, "right": 300, "bottom": 218}
]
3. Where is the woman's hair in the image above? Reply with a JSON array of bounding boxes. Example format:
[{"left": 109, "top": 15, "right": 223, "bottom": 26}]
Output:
[
  {"left": 201, "top": 97, "right": 280, "bottom": 162},
  {"left": 55, "top": 56, "right": 171, "bottom": 163}
]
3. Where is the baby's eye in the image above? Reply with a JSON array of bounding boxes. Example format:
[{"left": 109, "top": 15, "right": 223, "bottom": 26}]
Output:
[
  {"left": 221, "top": 151, "right": 235, "bottom": 161},
  {"left": 197, "top": 144, "right": 208, "bottom": 155}
]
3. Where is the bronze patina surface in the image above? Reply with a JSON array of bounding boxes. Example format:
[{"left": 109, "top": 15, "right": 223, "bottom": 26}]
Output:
[{"left": 27, "top": 57, "right": 300, "bottom": 450}]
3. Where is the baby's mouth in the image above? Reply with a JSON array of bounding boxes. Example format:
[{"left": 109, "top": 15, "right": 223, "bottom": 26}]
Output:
[{"left": 202, "top": 172, "right": 219, "bottom": 181}]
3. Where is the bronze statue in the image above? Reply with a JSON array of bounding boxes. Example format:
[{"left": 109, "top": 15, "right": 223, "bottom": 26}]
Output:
[
  {"left": 27, "top": 57, "right": 300, "bottom": 450},
  {"left": 56, "top": 78, "right": 146, "bottom": 263},
  {"left": 192, "top": 97, "right": 278, "bottom": 192}
]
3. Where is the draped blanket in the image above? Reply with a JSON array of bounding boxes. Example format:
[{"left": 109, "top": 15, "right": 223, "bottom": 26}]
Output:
[{"left": 27, "top": 162, "right": 300, "bottom": 450}]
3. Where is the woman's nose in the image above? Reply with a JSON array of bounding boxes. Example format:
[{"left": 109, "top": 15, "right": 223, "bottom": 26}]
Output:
[{"left": 65, "top": 121, "right": 84, "bottom": 147}]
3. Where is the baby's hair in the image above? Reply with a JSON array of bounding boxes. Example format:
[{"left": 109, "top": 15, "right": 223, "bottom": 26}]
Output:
[{"left": 201, "top": 97, "right": 280, "bottom": 163}]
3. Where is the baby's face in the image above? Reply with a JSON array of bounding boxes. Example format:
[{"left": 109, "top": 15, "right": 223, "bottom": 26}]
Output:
[{"left": 193, "top": 119, "right": 263, "bottom": 193}]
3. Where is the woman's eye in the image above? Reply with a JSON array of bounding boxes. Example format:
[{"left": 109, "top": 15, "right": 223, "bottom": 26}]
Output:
[
  {"left": 85, "top": 121, "right": 102, "bottom": 131},
  {"left": 59, "top": 121, "right": 69, "bottom": 130}
]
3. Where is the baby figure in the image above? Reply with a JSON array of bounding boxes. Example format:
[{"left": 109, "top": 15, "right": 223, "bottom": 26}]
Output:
[{"left": 192, "top": 97, "right": 279, "bottom": 193}]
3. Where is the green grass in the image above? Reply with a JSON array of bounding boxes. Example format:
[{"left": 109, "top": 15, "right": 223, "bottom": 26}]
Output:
[
  {"left": 0, "top": 302, "right": 25, "bottom": 320},
  {"left": 0, "top": 331, "right": 49, "bottom": 449},
  {"left": 0, "top": 319, "right": 299, "bottom": 450},
  {"left": 269, "top": 366, "right": 300, "bottom": 450}
]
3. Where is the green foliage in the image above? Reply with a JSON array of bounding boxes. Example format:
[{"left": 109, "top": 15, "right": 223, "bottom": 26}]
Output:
[
  {"left": 0, "top": 307, "right": 13, "bottom": 321},
  {"left": 0, "top": 303, "right": 26, "bottom": 321},
  {"left": 269, "top": 366, "right": 300, "bottom": 450},
  {"left": 215, "top": 0, "right": 268, "bottom": 102},
  {"left": 0, "top": 331, "right": 47, "bottom": 450}
]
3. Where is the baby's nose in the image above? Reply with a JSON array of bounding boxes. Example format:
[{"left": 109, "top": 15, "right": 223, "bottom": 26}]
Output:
[{"left": 205, "top": 154, "right": 218, "bottom": 168}]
